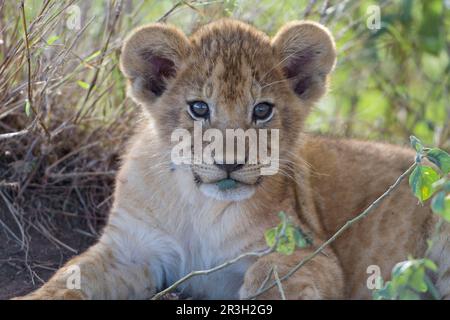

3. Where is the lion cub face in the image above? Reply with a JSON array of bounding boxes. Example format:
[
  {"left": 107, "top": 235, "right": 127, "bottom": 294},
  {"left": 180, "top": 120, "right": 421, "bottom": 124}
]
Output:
[{"left": 120, "top": 19, "right": 336, "bottom": 202}]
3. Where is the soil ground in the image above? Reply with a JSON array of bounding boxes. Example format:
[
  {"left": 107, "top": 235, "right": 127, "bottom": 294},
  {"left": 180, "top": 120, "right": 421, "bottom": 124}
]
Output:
[{"left": 0, "top": 204, "right": 97, "bottom": 299}]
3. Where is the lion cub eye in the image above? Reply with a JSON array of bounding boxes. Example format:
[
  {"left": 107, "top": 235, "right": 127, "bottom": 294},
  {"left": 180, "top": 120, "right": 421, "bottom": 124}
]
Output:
[
  {"left": 188, "top": 101, "right": 209, "bottom": 120},
  {"left": 253, "top": 102, "right": 274, "bottom": 123}
]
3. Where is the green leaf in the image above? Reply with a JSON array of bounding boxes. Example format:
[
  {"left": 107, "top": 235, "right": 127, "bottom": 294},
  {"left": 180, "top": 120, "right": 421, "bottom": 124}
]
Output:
[
  {"left": 409, "top": 165, "right": 440, "bottom": 202},
  {"left": 373, "top": 281, "right": 395, "bottom": 300},
  {"left": 410, "top": 136, "right": 423, "bottom": 153},
  {"left": 392, "top": 260, "right": 411, "bottom": 277},
  {"left": 277, "top": 211, "right": 287, "bottom": 222},
  {"left": 77, "top": 80, "right": 90, "bottom": 90},
  {"left": 427, "top": 148, "right": 450, "bottom": 174},
  {"left": 431, "top": 191, "right": 450, "bottom": 221},
  {"left": 265, "top": 211, "right": 307, "bottom": 255},
  {"left": 265, "top": 225, "right": 296, "bottom": 255},
  {"left": 264, "top": 227, "right": 277, "bottom": 248},
  {"left": 46, "top": 35, "right": 59, "bottom": 45},
  {"left": 276, "top": 230, "right": 296, "bottom": 255},
  {"left": 409, "top": 268, "right": 427, "bottom": 292},
  {"left": 24, "top": 99, "right": 31, "bottom": 117},
  {"left": 374, "top": 258, "right": 439, "bottom": 300},
  {"left": 422, "top": 259, "right": 438, "bottom": 272}
]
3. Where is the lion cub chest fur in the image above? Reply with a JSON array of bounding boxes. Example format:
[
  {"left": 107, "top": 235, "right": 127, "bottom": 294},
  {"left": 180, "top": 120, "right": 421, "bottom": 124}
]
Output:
[
  {"left": 173, "top": 204, "right": 257, "bottom": 299},
  {"left": 162, "top": 200, "right": 258, "bottom": 299}
]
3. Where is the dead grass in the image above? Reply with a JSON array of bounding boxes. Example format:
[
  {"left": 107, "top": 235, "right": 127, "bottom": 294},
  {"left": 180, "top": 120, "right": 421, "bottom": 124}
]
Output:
[{"left": 1, "top": 0, "right": 133, "bottom": 255}]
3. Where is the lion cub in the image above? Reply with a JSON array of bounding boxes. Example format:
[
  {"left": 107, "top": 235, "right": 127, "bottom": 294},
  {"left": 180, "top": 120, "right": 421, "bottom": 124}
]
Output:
[{"left": 17, "top": 19, "right": 450, "bottom": 300}]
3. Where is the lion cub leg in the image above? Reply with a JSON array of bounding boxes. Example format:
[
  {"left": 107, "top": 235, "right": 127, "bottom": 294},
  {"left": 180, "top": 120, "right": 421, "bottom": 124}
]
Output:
[
  {"left": 239, "top": 248, "right": 344, "bottom": 299},
  {"left": 15, "top": 210, "right": 183, "bottom": 300}
]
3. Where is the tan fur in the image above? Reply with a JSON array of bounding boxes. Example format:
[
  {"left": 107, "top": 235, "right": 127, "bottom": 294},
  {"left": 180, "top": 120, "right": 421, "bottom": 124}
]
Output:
[{"left": 15, "top": 19, "right": 448, "bottom": 300}]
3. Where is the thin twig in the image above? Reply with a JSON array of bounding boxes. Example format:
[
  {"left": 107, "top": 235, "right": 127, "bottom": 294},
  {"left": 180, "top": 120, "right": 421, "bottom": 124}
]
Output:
[
  {"left": 157, "top": 0, "right": 184, "bottom": 22},
  {"left": 0, "top": 190, "right": 25, "bottom": 248},
  {"left": 0, "top": 117, "right": 37, "bottom": 140},
  {"left": 151, "top": 247, "right": 272, "bottom": 300},
  {"left": 257, "top": 265, "right": 274, "bottom": 293}
]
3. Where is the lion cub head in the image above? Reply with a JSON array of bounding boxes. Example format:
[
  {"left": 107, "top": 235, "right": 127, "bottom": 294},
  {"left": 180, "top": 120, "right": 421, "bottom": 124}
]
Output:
[{"left": 120, "top": 19, "right": 336, "bottom": 202}]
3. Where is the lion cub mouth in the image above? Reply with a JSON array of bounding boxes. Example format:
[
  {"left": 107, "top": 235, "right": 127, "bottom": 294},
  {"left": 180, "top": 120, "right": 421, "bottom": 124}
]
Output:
[{"left": 198, "top": 178, "right": 257, "bottom": 201}]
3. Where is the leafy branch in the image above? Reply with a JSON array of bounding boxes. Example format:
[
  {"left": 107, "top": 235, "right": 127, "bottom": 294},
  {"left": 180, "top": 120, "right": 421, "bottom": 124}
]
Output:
[
  {"left": 247, "top": 162, "right": 417, "bottom": 299},
  {"left": 373, "top": 258, "right": 440, "bottom": 300},
  {"left": 373, "top": 136, "right": 450, "bottom": 299},
  {"left": 253, "top": 136, "right": 449, "bottom": 300}
]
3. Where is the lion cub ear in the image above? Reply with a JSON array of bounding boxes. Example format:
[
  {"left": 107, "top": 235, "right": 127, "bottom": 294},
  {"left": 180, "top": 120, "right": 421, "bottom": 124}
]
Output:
[
  {"left": 120, "top": 23, "right": 190, "bottom": 105},
  {"left": 271, "top": 21, "right": 336, "bottom": 102}
]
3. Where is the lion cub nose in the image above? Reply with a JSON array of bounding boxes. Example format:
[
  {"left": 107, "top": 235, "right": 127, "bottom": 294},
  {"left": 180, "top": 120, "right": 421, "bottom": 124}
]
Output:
[{"left": 214, "top": 163, "right": 244, "bottom": 173}]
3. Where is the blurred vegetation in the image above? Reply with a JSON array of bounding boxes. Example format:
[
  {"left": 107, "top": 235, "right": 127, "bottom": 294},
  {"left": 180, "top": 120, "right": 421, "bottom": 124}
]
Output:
[{"left": 0, "top": 0, "right": 448, "bottom": 262}]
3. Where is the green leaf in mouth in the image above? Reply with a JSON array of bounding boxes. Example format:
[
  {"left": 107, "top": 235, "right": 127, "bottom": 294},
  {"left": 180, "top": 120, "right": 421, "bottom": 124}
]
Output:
[{"left": 216, "top": 179, "right": 237, "bottom": 191}]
